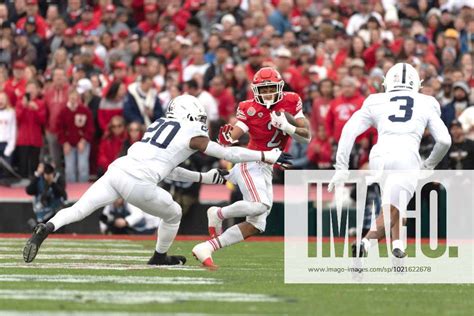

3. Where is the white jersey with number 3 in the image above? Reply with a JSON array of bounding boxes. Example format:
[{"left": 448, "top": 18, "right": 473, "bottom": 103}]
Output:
[
  {"left": 335, "top": 91, "right": 450, "bottom": 170},
  {"left": 111, "top": 118, "right": 209, "bottom": 183}
]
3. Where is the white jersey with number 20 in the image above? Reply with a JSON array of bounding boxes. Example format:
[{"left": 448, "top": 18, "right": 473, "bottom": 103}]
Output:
[{"left": 111, "top": 118, "right": 209, "bottom": 183}]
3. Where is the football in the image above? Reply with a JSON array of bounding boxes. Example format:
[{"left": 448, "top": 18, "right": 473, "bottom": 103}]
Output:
[{"left": 275, "top": 111, "right": 298, "bottom": 126}]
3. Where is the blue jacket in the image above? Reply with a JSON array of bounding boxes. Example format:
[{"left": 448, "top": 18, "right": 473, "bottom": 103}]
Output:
[{"left": 123, "top": 88, "right": 164, "bottom": 124}]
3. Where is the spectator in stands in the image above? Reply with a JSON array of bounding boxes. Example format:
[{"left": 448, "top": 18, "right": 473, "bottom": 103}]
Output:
[
  {"left": 268, "top": 0, "right": 292, "bottom": 36},
  {"left": 307, "top": 125, "right": 332, "bottom": 169},
  {"left": 203, "top": 43, "right": 231, "bottom": 89},
  {"left": 183, "top": 45, "right": 209, "bottom": 82},
  {"left": 98, "top": 80, "right": 126, "bottom": 132},
  {"left": 4, "top": 60, "right": 27, "bottom": 107},
  {"left": 120, "top": 122, "right": 143, "bottom": 156},
  {"left": 97, "top": 115, "right": 127, "bottom": 176},
  {"left": 123, "top": 75, "right": 163, "bottom": 126},
  {"left": 442, "top": 81, "right": 471, "bottom": 127},
  {"left": 325, "top": 76, "right": 364, "bottom": 143},
  {"left": 15, "top": 80, "right": 46, "bottom": 178},
  {"left": 43, "top": 67, "right": 69, "bottom": 170},
  {"left": 183, "top": 79, "right": 219, "bottom": 123},
  {"left": 57, "top": 90, "right": 94, "bottom": 183},
  {"left": 99, "top": 198, "right": 160, "bottom": 235},
  {"left": 196, "top": 0, "right": 221, "bottom": 38},
  {"left": 26, "top": 162, "right": 66, "bottom": 225},
  {"left": 209, "top": 75, "right": 235, "bottom": 122},
  {"left": 232, "top": 64, "right": 250, "bottom": 103},
  {"left": 442, "top": 120, "right": 474, "bottom": 169},
  {"left": 0, "top": 91, "right": 16, "bottom": 177},
  {"left": 97, "top": 4, "right": 130, "bottom": 36},
  {"left": 12, "top": 28, "right": 37, "bottom": 66},
  {"left": 16, "top": 0, "right": 48, "bottom": 40}
]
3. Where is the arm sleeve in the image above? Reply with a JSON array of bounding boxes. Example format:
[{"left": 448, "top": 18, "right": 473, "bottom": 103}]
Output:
[
  {"left": 204, "top": 141, "right": 262, "bottom": 163},
  {"left": 424, "top": 106, "right": 452, "bottom": 169},
  {"left": 334, "top": 105, "right": 373, "bottom": 170},
  {"left": 165, "top": 167, "right": 201, "bottom": 183},
  {"left": 5, "top": 111, "right": 16, "bottom": 156}
]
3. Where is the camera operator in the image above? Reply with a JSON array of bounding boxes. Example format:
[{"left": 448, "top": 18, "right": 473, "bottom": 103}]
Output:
[{"left": 26, "top": 162, "right": 67, "bottom": 226}]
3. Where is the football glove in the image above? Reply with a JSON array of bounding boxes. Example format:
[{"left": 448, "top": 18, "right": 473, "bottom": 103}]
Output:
[
  {"left": 270, "top": 111, "right": 296, "bottom": 135},
  {"left": 328, "top": 169, "right": 350, "bottom": 192},
  {"left": 262, "top": 148, "right": 293, "bottom": 168},
  {"left": 200, "top": 169, "right": 229, "bottom": 185},
  {"left": 218, "top": 124, "right": 238, "bottom": 146}
]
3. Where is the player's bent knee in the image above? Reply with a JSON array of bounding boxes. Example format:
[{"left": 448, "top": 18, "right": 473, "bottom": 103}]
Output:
[
  {"left": 162, "top": 202, "right": 182, "bottom": 224},
  {"left": 247, "top": 202, "right": 269, "bottom": 217}
]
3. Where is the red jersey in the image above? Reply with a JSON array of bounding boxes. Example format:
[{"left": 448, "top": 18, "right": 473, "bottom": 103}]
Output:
[{"left": 236, "top": 92, "right": 303, "bottom": 151}]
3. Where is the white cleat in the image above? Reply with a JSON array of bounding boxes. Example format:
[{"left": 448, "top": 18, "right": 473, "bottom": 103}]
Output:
[
  {"left": 192, "top": 242, "right": 218, "bottom": 270},
  {"left": 207, "top": 207, "right": 223, "bottom": 238}
]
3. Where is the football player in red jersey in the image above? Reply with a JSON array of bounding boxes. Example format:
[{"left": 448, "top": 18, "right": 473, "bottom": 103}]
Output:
[{"left": 193, "top": 67, "right": 311, "bottom": 268}]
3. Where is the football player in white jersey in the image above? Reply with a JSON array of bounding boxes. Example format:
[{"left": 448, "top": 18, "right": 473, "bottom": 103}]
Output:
[
  {"left": 23, "top": 95, "right": 292, "bottom": 265},
  {"left": 328, "top": 63, "right": 451, "bottom": 258}
]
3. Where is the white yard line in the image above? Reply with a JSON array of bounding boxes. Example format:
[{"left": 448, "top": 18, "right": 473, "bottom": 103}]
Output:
[
  {"left": 0, "top": 274, "right": 222, "bottom": 285},
  {"left": 0, "top": 289, "right": 280, "bottom": 304},
  {"left": 0, "top": 312, "right": 228, "bottom": 316},
  {"left": 0, "top": 241, "right": 144, "bottom": 249},
  {"left": 0, "top": 247, "right": 151, "bottom": 254},
  {"left": 0, "top": 262, "right": 205, "bottom": 271},
  {"left": 0, "top": 254, "right": 150, "bottom": 261}
]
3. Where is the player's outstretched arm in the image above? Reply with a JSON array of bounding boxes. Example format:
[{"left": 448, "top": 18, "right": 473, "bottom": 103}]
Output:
[
  {"left": 334, "top": 108, "right": 372, "bottom": 170},
  {"left": 166, "top": 167, "right": 228, "bottom": 184},
  {"left": 423, "top": 112, "right": 452, "bottom": 170},
  {"left": 190, "top": 136, "right": 292, "bottom": 166}
]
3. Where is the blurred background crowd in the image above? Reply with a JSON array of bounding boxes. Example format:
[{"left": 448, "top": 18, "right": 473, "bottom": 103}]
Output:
[{"left": 0, "top": 0, "right": 473, "bottom": 192}]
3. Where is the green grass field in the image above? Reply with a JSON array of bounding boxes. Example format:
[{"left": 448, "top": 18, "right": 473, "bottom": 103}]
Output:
[{"left": 0, "top": 237, "right": 472, "bottom": 315}]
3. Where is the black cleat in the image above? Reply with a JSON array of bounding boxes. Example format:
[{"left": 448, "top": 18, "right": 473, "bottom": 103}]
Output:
[
  {"left": 351, "top": 242, "right": 367, "bottom": 258},
  {"left": 392, "top": 248, "right": 407, "bottom": 258},
  {"left": 147, "top": 251, "right": 187, "bottom": 266},
  {"left": 23, "top": 222, "right": 54, "bottom": 263}
]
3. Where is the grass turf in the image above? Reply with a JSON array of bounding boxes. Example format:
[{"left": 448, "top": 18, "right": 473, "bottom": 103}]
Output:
[{"left": 0, "top": 238, "right": 472, "bottom": 315}]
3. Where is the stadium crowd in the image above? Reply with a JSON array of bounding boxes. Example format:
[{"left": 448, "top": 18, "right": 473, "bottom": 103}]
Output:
[{"left": 0, "top": 0, "right": 473, "bottom": 188}]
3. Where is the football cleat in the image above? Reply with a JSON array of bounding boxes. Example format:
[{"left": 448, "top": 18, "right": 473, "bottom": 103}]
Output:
[
  {"left": 147, "top": 251, "right": 186, "bottom": 265},
  {"left": 192, "top": 242, "right": 218, "bottom": 270},
  {"left": 207, "top": 207, "right": 223, "bottom": 238},
  {"left": 23, "top": 222, "right": 54, "bottom": 263},
  {"left": 351, "top": 241, "right": 368, "bottom": 258},
  {"left": 392, "top": 248, "right": 407, "bottom": 258}
]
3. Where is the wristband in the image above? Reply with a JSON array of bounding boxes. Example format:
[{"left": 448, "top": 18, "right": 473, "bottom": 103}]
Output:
[{"left": 285, "top": 124, "right": 297, "bottom": 135}]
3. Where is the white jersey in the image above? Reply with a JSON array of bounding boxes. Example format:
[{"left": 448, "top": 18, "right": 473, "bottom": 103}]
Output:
[
  {"left": 111, "top": 118, "right": 208, "bottom": 183},
  {"left": 335, "top": 91, "right": 451, "bottom": 170}
]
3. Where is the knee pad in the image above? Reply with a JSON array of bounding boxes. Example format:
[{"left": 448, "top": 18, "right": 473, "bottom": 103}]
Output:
[{"left": 163, "top": 201, "right": 182, "bottom": 224}]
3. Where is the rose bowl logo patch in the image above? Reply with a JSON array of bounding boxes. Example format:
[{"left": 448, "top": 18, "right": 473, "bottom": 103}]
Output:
[{"left": 247, "top": 107, "right": 256, "bottom": 116}]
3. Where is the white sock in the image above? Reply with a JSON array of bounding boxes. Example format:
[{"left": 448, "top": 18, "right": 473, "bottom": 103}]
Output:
[
  {"left": 392, "top": 239, "right": 405, "bottom": 251},
  {"left": 220, "top": 201, "right": 267, "bottom": 218},
  {"left": 362, "top": 238, "right": 371, "bottom": 251},
  {"left": 48, "top": 206, "right": 80, "bottom": 231},
  {"left": 207, "top": 225, "right": 244, "bottom": 251},
  {"left": 155, "top": 221, "right": 180, "bottom": 253}
]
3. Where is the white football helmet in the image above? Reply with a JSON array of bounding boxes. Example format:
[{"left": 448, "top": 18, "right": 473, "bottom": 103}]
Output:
[
  {"left": 166, "top": 95, "right": 207, "bottom": 124},
  {"left": 383, "top": 63, "right": 422, "bottom": 92}
]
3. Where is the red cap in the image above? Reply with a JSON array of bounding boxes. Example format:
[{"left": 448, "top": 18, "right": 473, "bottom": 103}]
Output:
[
  {"left": 13, "top": 60, "right": 27, "bottom": 69},
  {"left": 113, "top": 61, "right": 127, "bottom": 70},
  {"left": 250, "top": 47, "right": 261, "bottom": 56},
  {"left": 144, "top": 4, "right": 158, "bottom": 14},
  {"left": 135, "top": 57, "right": 147, "bottom": 66},
  {"left": 118, "top": 30, "right": 129, "bottom": 39},
  {"left": 105, "top": 4, "right": 116, "bottom": 13},
  {"left": 64, "top": 28, "right": 74, "bottom": 37},
  {"left": 26, "top": 0, "right": 38, "bottom": 5}
]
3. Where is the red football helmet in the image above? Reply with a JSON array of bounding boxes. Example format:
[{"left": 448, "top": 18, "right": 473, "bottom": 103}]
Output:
[{"left": 251, "top": 67, "right": 284, "bottom": 108}]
